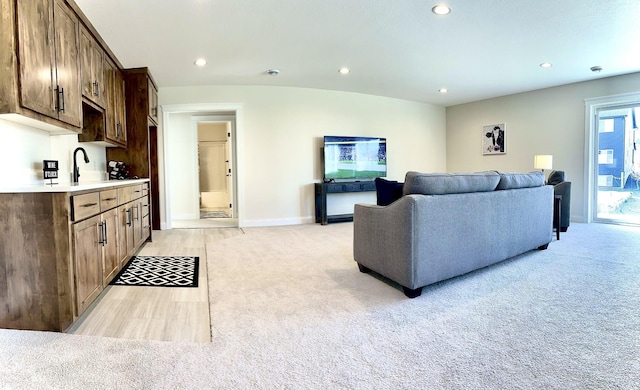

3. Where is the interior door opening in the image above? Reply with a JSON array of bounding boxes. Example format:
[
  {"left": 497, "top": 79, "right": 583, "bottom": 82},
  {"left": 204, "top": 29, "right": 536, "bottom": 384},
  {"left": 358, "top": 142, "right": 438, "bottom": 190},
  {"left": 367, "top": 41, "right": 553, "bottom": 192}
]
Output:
[{"left": 197, "top": 121, "right": 233, "bottom": 219}]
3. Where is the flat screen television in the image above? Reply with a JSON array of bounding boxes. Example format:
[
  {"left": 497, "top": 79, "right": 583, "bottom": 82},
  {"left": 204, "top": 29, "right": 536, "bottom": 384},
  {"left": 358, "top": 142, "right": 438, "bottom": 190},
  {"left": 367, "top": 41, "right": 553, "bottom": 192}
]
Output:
[{"left": 323, "top": 136, "right": 387, "bottom": 180}]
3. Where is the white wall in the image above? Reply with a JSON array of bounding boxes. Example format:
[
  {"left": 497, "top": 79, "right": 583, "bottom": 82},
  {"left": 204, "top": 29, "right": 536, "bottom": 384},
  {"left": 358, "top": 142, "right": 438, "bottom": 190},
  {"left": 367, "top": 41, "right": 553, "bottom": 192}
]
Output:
[
  {"left": 159, "top": 85, "right": 446, "bottom": 227},
  {"left": 446, "top": 71, "right": 640, "bottom": 223},
  {"left": 166, "top": 112, "right": 198, "bottom": 219},
  {"left": 0, "top": 119, "right": 107, "bottom": 185}
]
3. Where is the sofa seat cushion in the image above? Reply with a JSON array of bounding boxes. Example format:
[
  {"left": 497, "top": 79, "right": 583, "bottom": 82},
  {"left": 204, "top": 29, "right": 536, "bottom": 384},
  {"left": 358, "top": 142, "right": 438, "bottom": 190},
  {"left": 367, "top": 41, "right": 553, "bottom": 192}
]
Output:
[
  {"left": 496, "top": 171, "right": 545, "bottom": 190},
  {"left": 375, "top": 178, "right": 404, "bottom": 206},
  {"left": 403, "top": 171, "right": 500, "bottom": 195}
]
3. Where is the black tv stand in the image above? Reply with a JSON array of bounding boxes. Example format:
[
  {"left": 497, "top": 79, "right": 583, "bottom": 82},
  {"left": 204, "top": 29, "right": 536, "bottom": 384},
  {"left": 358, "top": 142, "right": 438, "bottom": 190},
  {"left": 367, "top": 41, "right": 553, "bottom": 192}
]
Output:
[{"left": 314, "top": 181, "right": 376, "bottom": 225}]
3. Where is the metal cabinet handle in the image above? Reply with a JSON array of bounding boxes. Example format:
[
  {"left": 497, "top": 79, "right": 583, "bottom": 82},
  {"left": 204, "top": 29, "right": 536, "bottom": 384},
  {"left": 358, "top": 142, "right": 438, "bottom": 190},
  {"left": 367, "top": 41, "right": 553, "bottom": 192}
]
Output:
[
  {"left": 93, "top": 81, "right": 99, "bottom": 97},
  {"left": 98, "top": 221, "right": 105, "bottom": 246},
  {"left": 126, "top": 208, "right": 132, "bottom": 227},
  {"left": 56, "top": 87, "right": 65, "bottom": 113},
  {"left": 102, "top": 221, "right": 108, "bottom": 246},
  {"left": 81, "top": 203, "right": 98, "bottom": 208},
  {"left": 134, "top": 204, "right": 140, "bottom": 221}
]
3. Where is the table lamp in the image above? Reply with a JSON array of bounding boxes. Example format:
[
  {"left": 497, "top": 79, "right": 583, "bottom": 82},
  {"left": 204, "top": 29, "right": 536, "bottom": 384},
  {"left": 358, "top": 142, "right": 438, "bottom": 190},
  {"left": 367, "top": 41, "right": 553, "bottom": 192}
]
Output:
[{"left": 534, "top": 155, "right": 553, "bottom": 173}]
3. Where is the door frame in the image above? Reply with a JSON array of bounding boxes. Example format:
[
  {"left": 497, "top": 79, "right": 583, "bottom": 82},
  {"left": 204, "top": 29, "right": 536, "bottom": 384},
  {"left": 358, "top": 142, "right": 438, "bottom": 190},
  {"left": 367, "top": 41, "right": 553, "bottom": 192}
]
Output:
[
  {"left": 161, "top": 103, "right": 243, "bottom": 229},
  {"left": 584, "top": 91, "right": 640, "bottom": 224}
]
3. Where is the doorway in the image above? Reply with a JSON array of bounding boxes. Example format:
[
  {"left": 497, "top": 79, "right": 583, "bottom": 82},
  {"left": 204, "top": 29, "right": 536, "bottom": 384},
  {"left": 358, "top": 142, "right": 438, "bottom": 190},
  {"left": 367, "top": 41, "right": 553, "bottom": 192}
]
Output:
[
  {"left": 161, "top": 103, "right": 243, "bottom": 229},
  {"left": 197, "top": 121, "right": 233, "bottom": 219},
  {"left": 586, "top": 93, "right": 640, "bottom": 226}
]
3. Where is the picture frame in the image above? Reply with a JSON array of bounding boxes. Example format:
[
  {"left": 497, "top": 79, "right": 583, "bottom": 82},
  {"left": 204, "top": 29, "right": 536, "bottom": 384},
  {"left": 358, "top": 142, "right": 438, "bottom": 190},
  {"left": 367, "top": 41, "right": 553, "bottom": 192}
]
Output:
[{"left": 482, "top": 123, "right": 506, "bottom": 155}]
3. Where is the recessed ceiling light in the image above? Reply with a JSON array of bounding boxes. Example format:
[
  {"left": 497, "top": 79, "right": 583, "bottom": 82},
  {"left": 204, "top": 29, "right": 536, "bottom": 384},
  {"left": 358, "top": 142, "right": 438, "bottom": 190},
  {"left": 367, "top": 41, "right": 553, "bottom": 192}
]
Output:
[
  {"left": 439, "top": 88, "right": 448, "bottom": 93},
  {"left": 266, "top": 69, "right": 280, "bottom": 76},
  {"left": 540, "top": 62, "right": 552, "bottom": 68},
  {"left": 432, "top": 4, "right": 451, "bottom": 15},
  {"left": 194, "top": 58, "right": 207, "bottom": 66},
  {"left": 338, "top": 67, "right": 350, "bottom": 75}
]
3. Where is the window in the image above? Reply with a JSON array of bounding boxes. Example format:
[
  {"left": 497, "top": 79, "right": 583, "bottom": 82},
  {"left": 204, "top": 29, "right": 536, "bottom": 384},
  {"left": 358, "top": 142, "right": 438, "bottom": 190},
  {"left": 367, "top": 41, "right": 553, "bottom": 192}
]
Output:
[
  {"left": 598, "top": 175, "right": 614, "bottom": 187},
  {"left": 599, "top": 118, "right": 615, "bottom": 133},
  {"left": 598, "top": 149, "right": 614, "bottom": 164}
]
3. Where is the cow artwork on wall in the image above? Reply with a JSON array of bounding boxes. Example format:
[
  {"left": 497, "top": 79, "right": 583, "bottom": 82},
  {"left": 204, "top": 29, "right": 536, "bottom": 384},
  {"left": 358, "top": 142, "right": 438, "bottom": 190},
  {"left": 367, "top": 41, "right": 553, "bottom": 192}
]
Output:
[{"left": 482, "top": 123, "right": 506, "bottom": 155}]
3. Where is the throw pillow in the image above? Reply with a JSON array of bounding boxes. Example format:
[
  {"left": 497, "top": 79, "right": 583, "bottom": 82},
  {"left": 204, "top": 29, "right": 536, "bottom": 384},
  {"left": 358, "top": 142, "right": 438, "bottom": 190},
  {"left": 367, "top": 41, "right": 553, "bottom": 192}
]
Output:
[{"left": 375, "top": 178, "right": 404, "bottom": 206}]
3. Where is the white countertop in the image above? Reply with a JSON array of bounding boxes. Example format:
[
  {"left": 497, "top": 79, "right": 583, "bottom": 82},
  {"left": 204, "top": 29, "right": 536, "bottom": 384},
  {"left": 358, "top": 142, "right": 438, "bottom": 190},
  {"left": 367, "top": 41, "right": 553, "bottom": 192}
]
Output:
[{"left": 0, "top": 178, "right": 150, "bottom": 193}]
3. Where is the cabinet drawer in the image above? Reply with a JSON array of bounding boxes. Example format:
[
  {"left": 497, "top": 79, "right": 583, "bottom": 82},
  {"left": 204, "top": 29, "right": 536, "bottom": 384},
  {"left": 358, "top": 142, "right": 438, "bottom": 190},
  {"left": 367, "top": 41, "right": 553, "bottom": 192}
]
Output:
[
  {"left": 344, "top": 183, "right": 361, "bottom": 192},
  {"left": 142, "top": 214, "right": 150, "bottom": 229},
  {"left": 141, "top": 183, "right": 149, "bottom": 197},
  {"left": 326, "top": 184, "right": 344, "bottom": 193},
  {"left": 72, "top": 192, "right": 100, "bottom": 221},
  {"left": 361, "top": 182, "right": 376, "bottom": 191},
  {"left": 100, "top": 189, "right": 118, "bottom": 211},
  {"left": 117, "top": 186, "right": 133, "bottom": 204},
  {"left": 131, "top": 185, "right": 143, "bottom": 200}
]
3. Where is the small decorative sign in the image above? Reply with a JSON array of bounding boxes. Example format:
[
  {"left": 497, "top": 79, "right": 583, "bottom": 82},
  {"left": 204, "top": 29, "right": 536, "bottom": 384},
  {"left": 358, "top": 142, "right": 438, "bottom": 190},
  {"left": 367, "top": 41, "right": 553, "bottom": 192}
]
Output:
[{"left": 43, "top": 160, "right": 59, "bottom": 185}]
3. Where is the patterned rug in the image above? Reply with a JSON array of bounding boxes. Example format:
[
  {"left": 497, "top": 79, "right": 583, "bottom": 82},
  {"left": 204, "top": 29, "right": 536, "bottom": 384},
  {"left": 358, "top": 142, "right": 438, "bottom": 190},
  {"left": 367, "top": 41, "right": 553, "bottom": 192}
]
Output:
[{"left": 110, "top": 256, "right": 199, "bottom": 287}]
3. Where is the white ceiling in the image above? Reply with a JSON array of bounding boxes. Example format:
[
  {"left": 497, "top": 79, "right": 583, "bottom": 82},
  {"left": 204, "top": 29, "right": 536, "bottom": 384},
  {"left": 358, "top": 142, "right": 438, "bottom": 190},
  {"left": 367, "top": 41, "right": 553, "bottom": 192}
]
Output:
[{"left": 74, "top": 0, "right": 640, "bottom": 107}]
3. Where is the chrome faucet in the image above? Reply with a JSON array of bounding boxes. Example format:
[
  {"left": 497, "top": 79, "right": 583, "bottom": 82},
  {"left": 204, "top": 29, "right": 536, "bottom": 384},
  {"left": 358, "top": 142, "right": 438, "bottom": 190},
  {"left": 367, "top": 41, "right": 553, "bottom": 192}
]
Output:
[{"left": 73, "top": 147, "right": 90, "bottom": 183}]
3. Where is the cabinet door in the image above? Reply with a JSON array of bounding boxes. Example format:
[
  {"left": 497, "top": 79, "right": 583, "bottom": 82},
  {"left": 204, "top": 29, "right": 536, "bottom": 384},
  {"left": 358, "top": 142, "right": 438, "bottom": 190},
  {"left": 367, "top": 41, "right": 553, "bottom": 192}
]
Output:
[
  {"left": 104, "top": 57, "right": 118, "bottom": 143},
  {"left": 79, "top": 26, "right": 93, "bottom": 101},
  {"left": 132, "top": 199, "right": 144, "bottom": 248},
  {"left": 148, "top": 78, "right": 158, "bottom": 123},
  {"left": 17, "top": 0, "right": 57, "bottom": 119},
  {"left": 115, "top": 69, "right": 127, "bottom": 144},
  {"left": 102, "top": 208, "right": 119, "bottom": 284},
  {"left": 80, "top": 25, "right": 106, "bottom": 108},
  {"left": 52, "top": 0, "right": 81, "bottom": 127},
  {"left": 73, "top": 215, "right": 103, "bottom": 316},
  {"left": 92, "top": 44, "right": 106, "bottom": 107},
  {"left": 117, "top": 204, "right": 134, "bottom": 268},
  {"left": 105, "top": 58, "right": 126, "bottom": 145},
  {"left": 141, "top": 194, "right": 151, "bottom": 242}
]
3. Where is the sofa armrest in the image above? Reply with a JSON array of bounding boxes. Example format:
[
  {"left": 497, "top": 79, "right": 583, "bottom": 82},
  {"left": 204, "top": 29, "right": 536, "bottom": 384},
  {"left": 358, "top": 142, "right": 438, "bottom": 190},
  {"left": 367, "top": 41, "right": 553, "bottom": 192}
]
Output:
[
  {"left": 553, "top": 181, "right": 571, "bottom": 228},
  {"left": 353, "top": 196, "right": 418, "bottom": 288}
]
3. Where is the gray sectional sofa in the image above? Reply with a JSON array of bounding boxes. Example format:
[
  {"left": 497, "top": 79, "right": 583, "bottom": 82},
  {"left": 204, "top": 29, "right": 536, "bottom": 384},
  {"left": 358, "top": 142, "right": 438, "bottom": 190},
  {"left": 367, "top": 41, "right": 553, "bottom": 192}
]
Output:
[{"left": 353, "top": 171, "right": 554, "bottom": 298}]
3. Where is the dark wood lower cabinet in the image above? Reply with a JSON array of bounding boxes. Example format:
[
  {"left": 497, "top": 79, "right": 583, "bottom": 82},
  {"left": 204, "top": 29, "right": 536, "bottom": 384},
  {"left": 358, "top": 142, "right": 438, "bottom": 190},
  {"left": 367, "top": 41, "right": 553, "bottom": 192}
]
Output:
[
  {"left": 0, "top": 181, "right": 150, "bottom": 332},
  {"left": 73, "top": 214, "right": 103, "bottom": 316},
  {"left": 0, "top": 192, "right": 74, "bottom": 331}
]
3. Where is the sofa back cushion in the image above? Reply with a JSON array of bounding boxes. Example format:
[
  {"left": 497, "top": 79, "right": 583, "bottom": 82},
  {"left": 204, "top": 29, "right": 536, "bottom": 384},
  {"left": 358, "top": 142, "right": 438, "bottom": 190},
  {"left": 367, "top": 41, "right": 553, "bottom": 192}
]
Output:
[
  {"left": 496, "top": 171, "right": 545, "bottom": 190},
  {"left": 403, "top": 171, "right": 500, "bottom": 195}
]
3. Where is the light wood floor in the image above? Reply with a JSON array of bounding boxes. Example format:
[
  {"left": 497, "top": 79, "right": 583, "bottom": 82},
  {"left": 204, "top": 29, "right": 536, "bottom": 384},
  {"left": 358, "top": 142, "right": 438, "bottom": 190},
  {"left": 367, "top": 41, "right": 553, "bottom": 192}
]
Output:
[{"left": 68, "top": 228, "right": 242, "bottom": 343}]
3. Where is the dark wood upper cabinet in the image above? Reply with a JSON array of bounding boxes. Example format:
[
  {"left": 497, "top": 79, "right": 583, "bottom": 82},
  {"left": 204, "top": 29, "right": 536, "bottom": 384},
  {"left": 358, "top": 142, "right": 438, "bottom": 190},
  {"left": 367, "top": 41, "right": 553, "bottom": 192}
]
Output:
[
  {"left": 107, "top": 68, "right": 160, "bottom": 229},
  {"left": 148, "top": 78, "right": 158, "bottom": 124},
  {"left": 80, "top": 56, "right": 126, "bottom": 147},
  {"left": 52, "top": 0, "right": 82, "bottom": 127},
  {"left": 80, "top": 24, "right": 106, "bottom": 108},
  {"left": 16, "top": 0, "right": 57, "bottom": 120},
  {"left": 15, "top": 0, "right": 81, "bottom": 129},
  {"left": 1, "top": 0, "right": 130, "bottom": 137},
  {"left": 104, "top": 57, "right": 127, "bottom": 146}
]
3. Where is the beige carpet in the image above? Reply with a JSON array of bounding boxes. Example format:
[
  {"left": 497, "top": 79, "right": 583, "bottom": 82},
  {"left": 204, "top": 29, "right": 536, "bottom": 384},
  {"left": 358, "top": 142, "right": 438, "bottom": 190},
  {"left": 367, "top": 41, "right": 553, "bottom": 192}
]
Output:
[{"left": 1, "top": 222, "right": 639, "bottom": 389}]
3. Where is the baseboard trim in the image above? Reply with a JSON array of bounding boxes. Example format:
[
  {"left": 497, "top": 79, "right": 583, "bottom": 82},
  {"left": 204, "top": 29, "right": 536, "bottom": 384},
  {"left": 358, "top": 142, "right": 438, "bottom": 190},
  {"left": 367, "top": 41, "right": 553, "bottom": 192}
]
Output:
[{"left": 241, "top": 216, "right": 315, "bottom": 227}]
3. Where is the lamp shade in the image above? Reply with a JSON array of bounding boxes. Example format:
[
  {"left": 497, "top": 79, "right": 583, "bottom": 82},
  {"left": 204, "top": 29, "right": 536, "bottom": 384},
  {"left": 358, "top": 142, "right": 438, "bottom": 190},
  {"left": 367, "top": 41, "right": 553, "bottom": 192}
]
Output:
[{"left": 534, "top": 155, "right": 553, "bottom": 170}]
